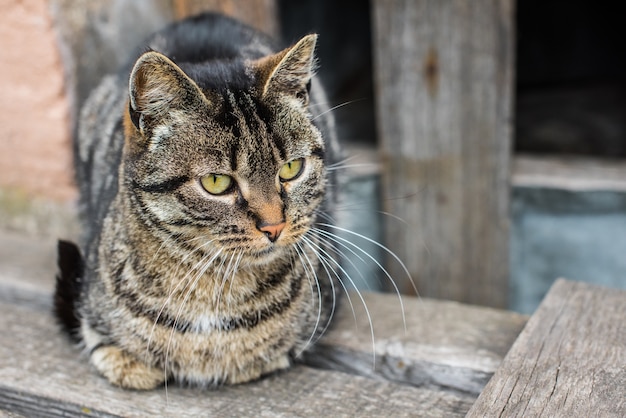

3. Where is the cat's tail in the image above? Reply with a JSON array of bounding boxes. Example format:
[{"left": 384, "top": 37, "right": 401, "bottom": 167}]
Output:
[{"left": 54, "top": 240, "right": 84, "bottom": 342}]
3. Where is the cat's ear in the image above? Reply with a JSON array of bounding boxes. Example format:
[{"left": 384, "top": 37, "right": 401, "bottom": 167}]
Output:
[
  {"left": 254, "top": 34, "right": 317, "bottom": 105},
  {"left": 128, "top": 51, "right": 206, "bottom": 132}
]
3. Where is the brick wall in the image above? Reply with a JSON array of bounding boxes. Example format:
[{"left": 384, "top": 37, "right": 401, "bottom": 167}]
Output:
[{"left": 0, "top": 0, "right": 74, "bottom": 201}]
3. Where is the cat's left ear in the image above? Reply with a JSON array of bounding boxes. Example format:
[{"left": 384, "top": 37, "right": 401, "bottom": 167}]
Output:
[{"left": 254, "top": 34, "right": 317, "bottom": 105}]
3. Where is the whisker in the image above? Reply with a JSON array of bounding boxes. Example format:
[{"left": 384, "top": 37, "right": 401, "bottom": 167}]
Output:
[
  {"left": 301, "top": 233, "right": 356, "bottom": 327},
  {"left": 311, "top": 99, "right": 365, "bottom": 121},
  {"left": 326, "top": 154, "right": 361, "bottom": 169},
  {"left": 299, "top": 235, "right": 347, "bottom": 346},
  {"left": 301, "top": 234, "right": 377, "bottom": 367},
  {"left": 216, "top": 250, "right": 237, "bottom": 309},
  {"left": 164, "top": 247, "right": 223, "bottom": 393},
  {"left": 292, "top": 242, "right": 325, "bottom": 358},
  {"left": 314, "top": 209, "right": 337, "bottom": 225},
  {"left": 154, "top": 236, "right": 217, "bottom": 401},
  {"left": 310, "top": 227, "right": 372, "bottom": 291},
  {"left": 145, "top": 237, "right": 219, "bottom": 361},
  {"left": 318, "top": 223, "right": 418, "bottom": 298},
  {"left": 326, "top": 162, "right": 379, "bottom": 172},
  {"left": 313, "top": 225, "right": 414, "bottom": 333},
  {"left": 225, "top": 250, "right": 244, "bottom": 308}
]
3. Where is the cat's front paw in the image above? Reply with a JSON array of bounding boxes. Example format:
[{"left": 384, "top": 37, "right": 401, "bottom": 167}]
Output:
[{"left": 91, "top": 345, "right": 165, "bottom": 390}]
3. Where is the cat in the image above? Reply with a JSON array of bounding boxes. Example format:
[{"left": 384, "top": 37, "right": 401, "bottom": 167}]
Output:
[{"left": 54, "top": 12, "right": 345, "bottom": 390}]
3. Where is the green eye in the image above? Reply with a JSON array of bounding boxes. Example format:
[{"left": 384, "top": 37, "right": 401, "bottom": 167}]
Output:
[
  {"left": 201, "top": 174, "right": 233, "bottom": 195},
  {"left": 279, "top": 158, "right": 305, "bottom": 181}
]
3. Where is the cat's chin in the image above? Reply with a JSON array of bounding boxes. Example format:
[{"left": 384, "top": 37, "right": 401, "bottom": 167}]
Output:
[{"left": 244, "top": 245, "right": 291, "bottom": 266}]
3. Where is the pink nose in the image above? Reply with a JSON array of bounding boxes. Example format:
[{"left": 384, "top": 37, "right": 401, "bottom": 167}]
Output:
[{"left": 258, "top": 221, "right": 286, "bottom": 243}]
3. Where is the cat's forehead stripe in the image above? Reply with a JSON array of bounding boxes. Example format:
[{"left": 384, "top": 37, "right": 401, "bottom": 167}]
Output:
[{"left": 221, "top": 88, "right": 286, "bottom": 167}]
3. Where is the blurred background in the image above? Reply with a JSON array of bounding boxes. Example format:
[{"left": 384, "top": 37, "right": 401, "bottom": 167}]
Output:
[{"left": 1, "top": 0, "right": 624, "bottom": 314}]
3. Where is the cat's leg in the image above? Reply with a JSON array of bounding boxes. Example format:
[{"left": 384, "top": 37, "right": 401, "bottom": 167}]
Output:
[
  {"left": 82, "top": 322, "right": 165, "bottom": 390},
  {"left": 90, "top": 346, "right": 165, "bottom": 390},
  {"left": 228, "top": 354, "right": 291, "bottom": 384}
]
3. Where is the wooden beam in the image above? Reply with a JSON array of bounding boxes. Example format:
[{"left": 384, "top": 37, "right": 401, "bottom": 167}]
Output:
[
  {"left": 305, "top": 292, "right": 526, "bottom": 397},
  {"left": 371, "top": 0, "right": 514, "bottom": 307},
  {"left": 467, "top": 279, "right": 626, "bottom": 416}
]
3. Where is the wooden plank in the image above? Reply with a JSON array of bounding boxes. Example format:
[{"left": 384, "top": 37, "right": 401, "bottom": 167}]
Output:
[
  {"left": 371, "top": 0, "right": 514, "bottom": 307},
  {"left": 513, "top": 154, "right": 626, "bottom": 192},
  {"left": 305, "top": 292, "right": 527, "bottom": 397},
  {"left": 0, "top": 230, "right": 526, "bottom": 401},
  {"left": 467, "top": 279, "right": 626, "bottom": 416},
  {"left": 0, "top": 230, "right": 57, "bottom": 310},
  {"left": 0, "top": 299, "right": 474, "bottom": 417}
]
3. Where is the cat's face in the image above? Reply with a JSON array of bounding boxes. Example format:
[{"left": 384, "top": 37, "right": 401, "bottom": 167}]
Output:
[{"left": 122, "top": 36, "right": 326, "bottom": 265}]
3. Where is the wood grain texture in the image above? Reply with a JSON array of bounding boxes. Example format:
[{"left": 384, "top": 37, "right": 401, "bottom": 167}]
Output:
[
  {"left": 371, "top": 0, "right": 514, "bottom": 307},
  {"left": 0, "top": 299, "right": 473, "bottom": 417},
  {"left": 513, "top": 154, "right": 626, "bottom": 192},
  {"left": 0, "top": 230, "right": 57, "bottom": 310},
  {"left": 0, "top": 230, "right": 525, "bottom": 407},
  {"left": 304, "top": 291, "right": 527, "bottom": 397},
  {"left": 467, "top": 279, "right": 626, "bottom": 417}
]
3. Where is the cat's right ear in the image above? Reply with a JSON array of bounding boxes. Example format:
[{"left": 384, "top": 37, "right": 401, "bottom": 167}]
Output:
[{"left": 128, "top": 51, "right": 207, "bottom": 134}]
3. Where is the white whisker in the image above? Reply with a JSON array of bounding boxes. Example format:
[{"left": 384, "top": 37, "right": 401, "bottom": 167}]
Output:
[
  {"left": 310, "top": 227, "right": 372, "bottom": 291},
  {"left": 326, "top": 163, "right": 379, "bottom": 172},
  {"left": 318, "top": 223, "right": 418, "bottom": 298},
  {"left": 314, "top": 225, "right": 413, "bottom": 334},
  {"left": 301, "top": 234, "right": 377, "bottom": 367},
  {"left": 225, "top": 250, "right": 244, "bottom": 308},
  {"left": 311, "top": 99, "right": 364, "bottom": 121},
  {"left": 145, "top": 237, "right": 219, "bottom": 361},
  {"left": 163, "top": 246, "right": 222, "bottom": 398},
  {"left": 292, "top": 242, "right": 324, "bottom": 358}
]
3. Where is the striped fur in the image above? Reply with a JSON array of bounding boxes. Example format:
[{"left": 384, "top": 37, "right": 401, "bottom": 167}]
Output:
[{"left": 57, "top": 13, "right": 341, "bottom": 389}]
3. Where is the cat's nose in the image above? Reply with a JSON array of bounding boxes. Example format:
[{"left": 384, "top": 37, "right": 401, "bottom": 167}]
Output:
[{"left": 257, "top": 221, "right": 286, "bottom": 243}]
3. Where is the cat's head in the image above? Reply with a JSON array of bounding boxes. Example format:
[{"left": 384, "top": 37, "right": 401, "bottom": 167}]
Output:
[{"left": 122, "top": 35, "right": 326, "bottom": 264}]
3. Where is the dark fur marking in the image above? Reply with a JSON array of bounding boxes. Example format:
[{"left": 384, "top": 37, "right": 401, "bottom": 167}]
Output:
[
  {"left": 179, "top": 60, "right": 252, "bottom": 93},
  {"left": 311, "top": 146, "right": 324, "bottom": 160},
  {"left": 222, "top": 269, "right": 304, "bottom": 330},
  {"left": 128, "top": 102, "right": 140, "bottom": 129},
  {"left": 215, "top": 91, "right": 242, "bottom": 139},
  {"left": 54, "top": 240, "right": 84, "bottom": 342},
  {"left": 229, "top": 138, "right": 240, "bottom": 172},
  {"left": 112, "top": 262, "right": 303, "bottom": 334},
  {"left": 254, "top": 100, "right": 287, "bottom": 162},
  {"left": 242, "top": 264, "right": 291, "bottom": 303},
  {"left": 131, "top": 175, "right": 190, "bottom": 194}
]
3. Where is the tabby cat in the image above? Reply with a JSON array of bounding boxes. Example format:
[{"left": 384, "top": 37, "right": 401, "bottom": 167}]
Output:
[{"left": 54, "top": 13, "right": 343, "bottom": 389}]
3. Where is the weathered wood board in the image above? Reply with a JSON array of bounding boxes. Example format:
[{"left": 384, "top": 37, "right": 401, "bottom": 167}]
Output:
[
  {"left": 305, "top": 292, "right": 527, "bottom": 397},
  {"left": 371, "top": 0, "right": 514, "bottom": 308},
  {"left": 0, "top": 299, "right": 475, "bottom": 418},
  {"left": 0, "top": 230, "right": 528, "bottom": 416},
  {"left": 467, "top": 279, "right": 626, "bottom": 417}
]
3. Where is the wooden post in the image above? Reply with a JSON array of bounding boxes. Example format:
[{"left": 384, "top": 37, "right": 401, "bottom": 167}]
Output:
[{"left": 371, "top": 0, "right": 514, "bottom": 307}]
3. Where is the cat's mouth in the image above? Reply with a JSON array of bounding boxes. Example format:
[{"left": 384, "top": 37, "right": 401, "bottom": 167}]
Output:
[
  {"left": 249, "top": 246, "right": 277, "bottom": 257},
  {"left": 244, "top": 239, "right": 297, "bottom": 264}
]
